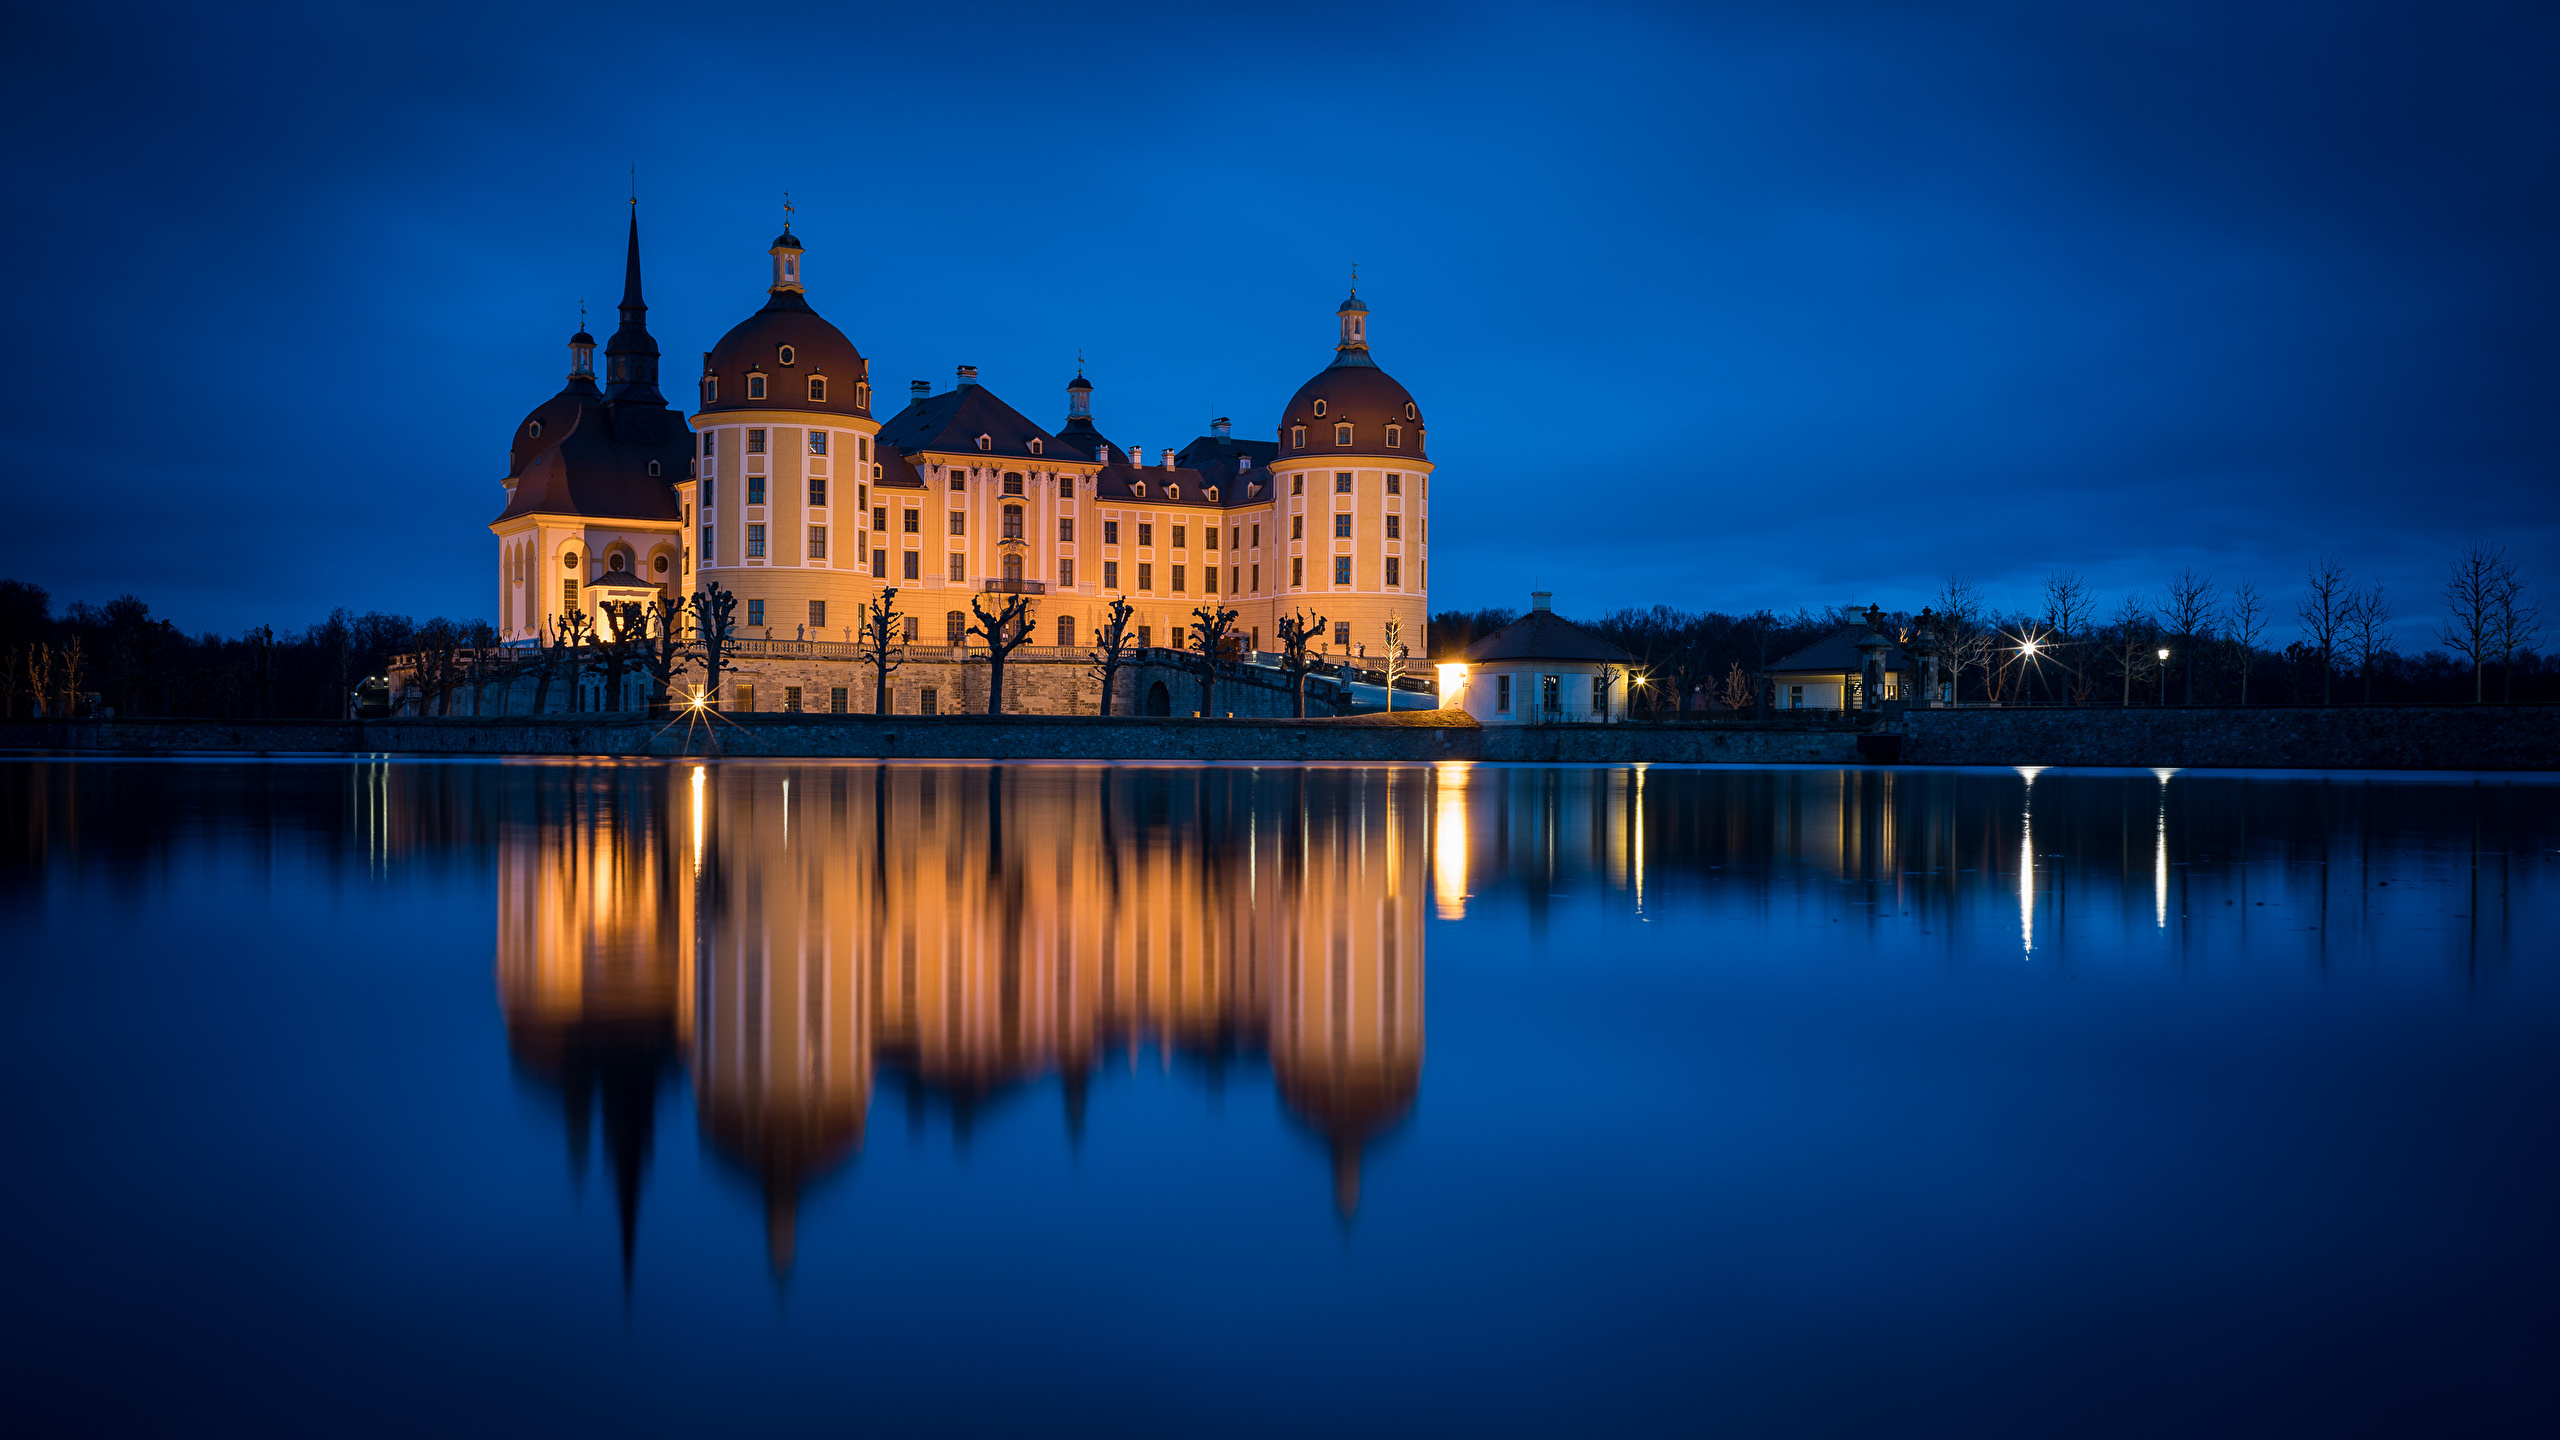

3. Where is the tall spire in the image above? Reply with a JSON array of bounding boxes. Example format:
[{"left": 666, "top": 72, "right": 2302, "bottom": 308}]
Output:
[{"left": 604, "top": 203, "right": 664, "bottom": 406}]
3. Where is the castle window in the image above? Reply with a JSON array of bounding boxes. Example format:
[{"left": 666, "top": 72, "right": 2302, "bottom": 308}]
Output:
[
  {"left": 1335, "top": 424, "right": 1353, "bottom": 446},
  {"left": 1028, "top": 438, "right": 1043, "bottom": 456},
  {"left": 747, "top": 430, "right": 766, "bottom": 454},
  {"left": 950, "top": 471, "right": 965, "bottom": 491},
  {"left": 526, "top": 421, "right": 541, "bottom": 438},
  {"left": 778, "top": 345, "right": 796, "bottom": 366},
  {"left": 1334, "top": 513, "right": 1352, "bottom": 539},
  {"left": 1291, "top": 558, "right": 1303, "bottom": 587},
  {"left": 1386, "top": 557, "right": 1401, "bottom": 586},
  {"left": 808, "top": 376, "right": 826, "bottom": 401},
  {"left": 1385, "top": 425, "right": 1400, "bottom": 448},
  {"left": 748, "top": 476, "right": 766, "bottom": 505},
  {"left": 704, "top": 476, "right": 716, "bottom": 506},
  {"left": 1002, "top": 504, "right": 1024, "bottom": 540},
  {"left": 747, "top": 524, "right": 766, "bottom": 558},
  {"left": 1056, "top": 614, "right": 1076, "bottom": 644},
  {"left": 946, "top": 612, "right": 967, "bottom": 645},
  {"left": 947, "top": 553, "right": 966, "bottom": 582},
  {"left": 809, "top": 476, "right": 827, "bottom": 506},
  {"left": 703, "top": 431, "right": 715, "bottom": 456},
  {"left": 703, "top": 377, "right": 717, "bottom": 403},
  {"left": 1405, "top": 403, "right": 1416, "bottom": 419},
  {"left": 809, "top": 431, "right": 827, "bottom": 455},
  {"left": 903, "top": 508, "right": 919, "bottom": 533},
  {"left": 1171, "top": 565, "right": 1186, "bottom": 594},
  {"left": 903, "top": 551, "right": 919, "bottom": 580},
  {"left": 1291, "top": 426, "right": 1305, "bottom": 448},
  {"left": 1138, "top": 523, "right": 1153, "bottom": 547},
  {"left": 1138, "top": 563, "right": 1153, "bottom": 592},
  {"left": 1166, "top": 484, "right": 1180, "bottom": 500},
  {"left": 748, "top": 599, "right": 765, "bottom": 626},
  {"left": 1003, "top": 472, "right": 1023, "bottom": 495},
  {"left": 653, "top": 554, "right": 669, "bottom": 574},
  {"left": 854, "top": 382, "right": 869, "bottom": 409},
  {"left": 976, "top": 434, "right": 992, "bottom": 451},
  {"left": 1333, "top": 558, "right": 1351, "bottom": 587},
  {"left": 808, "top": 525, "right": 826, "bottom": 558},
  {"left": 858, "top": 436, "right": 870, "bottom": 461},
  {"left": 1104, "top": 561, "right": 1119, "bottom": 589},
  {"left": 1103, "top": 520, "right": 1119, "bottom": 544},
  {"left": 949, "top": 509, "right": 965, "bottom": 536},
  {"left": 1205, "top": 486, "right": 1218, "bottom": 502},
  {"left": 1386, "top": 513, "right": 1400, "bottom": 539},
  {"left": 646, "top": 460, "right": 662, "bottom": 476},
  {"left": 747, "top": 373, "right": 766, "bottom": 400},
  {"left": 1172, "top": 525, "right": 1186, "bottom": 549},
  {"left": 563, "top": 551, "right": 579, "bottom": 570},
  {"left": 1312, "top": 400, "right": 1327, "bottom": 417},
  {"left": 563, "top": 578, "right": 579, "bottom": 610},
  {"left": 809, "top": 600, "right": 826, "bottom": 628},
  {"left": 1336, "top": 472, "right": 1354, "bottom": 493},
  {"left": 1133, "top": 481, "right": 1147, "bottom": 497},
  {"left": 608, "top": 552, "right": 628, "bottom": 572},
  {"left": 1386, "top": 473, "right": 1401, "bottom": 495},
  {"left": 1058, "top": 475, "right": 1073, "bottom": 498},
  {"left": 1060, "top": 518, "right": 1074, "bottom": 542}
]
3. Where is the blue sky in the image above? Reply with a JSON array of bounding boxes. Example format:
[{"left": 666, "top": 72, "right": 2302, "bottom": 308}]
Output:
[{"left": 3, "top": 1, "right": 2551, "bottom": 643}]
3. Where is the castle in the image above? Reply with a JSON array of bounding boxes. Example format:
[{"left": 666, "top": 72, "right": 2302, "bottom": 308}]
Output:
[{"left": 489, "top": 211, "right": 1433, "bottom": 713}]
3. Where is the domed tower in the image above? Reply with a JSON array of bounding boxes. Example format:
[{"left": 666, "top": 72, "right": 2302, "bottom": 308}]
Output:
[
  {"left": 686, "top": 221, "right": 884, "bottom": 658},
  {"left": 490, "top": 210, "right": 691, "bottom": 659},
  {"left": 1271, "top": 282, "right": 1430, "bottom": 666},
  {"left": 1050, "top": 361, "right": 1115, "bottom": 460}
]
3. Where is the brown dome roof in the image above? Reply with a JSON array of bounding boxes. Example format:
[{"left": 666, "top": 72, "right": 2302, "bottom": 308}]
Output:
[
  {"left": 700, "top": 289, "right": 872, "bottom": 420},
  {"left": 1278, "top": 352, "right": 1426, "bottom": 462}
]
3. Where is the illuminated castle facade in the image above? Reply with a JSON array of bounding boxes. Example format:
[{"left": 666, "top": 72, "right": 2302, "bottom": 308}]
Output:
[{"left": 491, "top": 213, "right": 1433, "bottom": 710}]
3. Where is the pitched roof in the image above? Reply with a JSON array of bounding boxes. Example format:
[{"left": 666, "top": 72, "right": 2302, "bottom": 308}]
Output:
[
  {"left": 1092, "top": 460, "right": 1235, "bottom": 507},
  {"left": 1176, "top": 432, "right": 1280, "bottom": 494},
  {"left": 876, "top": 383, "right": 1063, "bottom": 463},
  {"left": 1459, "top": 610, "right": 1640, "bottom": 665},
  {"left": 1767, "top": 631, "right": 1912, "bottom": 675}
]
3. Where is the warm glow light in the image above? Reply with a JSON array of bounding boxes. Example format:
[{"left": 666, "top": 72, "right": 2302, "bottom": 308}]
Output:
[
  {"left": 2020, "top": 639, "right": 2040, "bottom": 656},
  {"left": 2157, "top": 647, "right": 2170, "bottom": 661},
  {"left": 1432, "top": 763, "right": 1470, "bottom": 919},
  {"left": 2016, "top": 766, "right": 2042, "bottom": 957},
  {"left": 1435, "top": 662, "right": 1469, "bottom": 699},
  {"left": 2152, "top": 768, "right": 2177, "bottom": 928},
  {"left": 690, "top": 764, "right": 706, "bottom": 874}
]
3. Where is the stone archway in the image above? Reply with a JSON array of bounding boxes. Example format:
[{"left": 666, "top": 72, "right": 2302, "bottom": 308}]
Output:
[{"left": 1143, "top": 680, "right": 1171, "bottom": 716}]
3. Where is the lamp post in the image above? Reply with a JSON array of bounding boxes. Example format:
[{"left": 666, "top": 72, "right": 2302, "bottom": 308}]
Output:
[{"left": 2157, "top": 647, "right": 2170, "bottom": 706}]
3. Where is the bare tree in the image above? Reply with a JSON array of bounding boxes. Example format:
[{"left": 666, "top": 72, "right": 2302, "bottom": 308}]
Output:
[
  {"left": 2225, "top": 580, "right": 2266, "bottom": 705},
  {"left": 1934, "top": 579, "right": 1989, "bottom": 704},
  {"left": 1381, "top": 615, "right": 1410, "bottom": 701},
  {"left": 460, "top": 619, "right": 502, "bottom": 715},
  {"left": 2162, "top": 568, "right": 2215, "bottom": 703},
  {"left": 2488, "top": 556, "right": 2541, "bottom": 702},
  {"left": 691, "top": 582, "right": 741, "bottom": 711},
  {"left": 2041, "top": 570, "right": 2095, "bottom": 703},
  {"left": 1276, "top": 608, "right": 1330, "bottom": 719},
  {"left": 592, "top": 600, "right": 648, "bottom": 712},
  {"left": 2342, "top": 579, "right": 2392, "bottom": 702},
  {"left": 2295, "top": 555, "right": 2350, "bottom": 705},
  {"left": 1087, "top": 594, "right": 1135, "bottom": 715},
  {"left": 2109, "top": 591, "right": 2154, "bottom": 704},
  {"left": 2439, "top": 544, "right": 2504, "bottom": 703},
  {"left": 967, "top": 589, "right": 1037, "bottom": 715},
  {"left": 857, "top": 586, "right": 904, "bottom": 715},
  {"left": 1188, "top": 604, "right": 1242, "bottom": 716},
  {"left": 1719, "top": 660, "right": 1753, "bottom": 711},
  {"left": 411, "top": 618, "right": 465, "bottom": 715}
]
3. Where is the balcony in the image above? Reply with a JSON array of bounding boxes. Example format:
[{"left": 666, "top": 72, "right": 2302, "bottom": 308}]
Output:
[{"left": 981, "top": 577, "right": 1047, "bottom": 595}]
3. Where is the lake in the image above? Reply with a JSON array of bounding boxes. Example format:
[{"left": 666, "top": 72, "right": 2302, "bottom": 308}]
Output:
[{"left": 2, "top": 758, "right": 2553, "bottom": 1436}]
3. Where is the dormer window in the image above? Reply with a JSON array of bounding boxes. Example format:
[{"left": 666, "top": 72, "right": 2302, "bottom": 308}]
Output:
[
  {"left": 1336, "top": 424, "right": 1353, "bottom": 446},
  {"left": 1167, "top": 484, "right": 1180, "bottom": 500},
  {"left": 526, "top": 421, "right": 541, "bottom": 438},
  {"left": 976, "top": 434, "right": 992, "bottom": 451},
  {"left": 702, "top": 377, "right": 718, "bottom": 404},
  {"left": 808, "top": 376, "right": 826, "bottom": 401},
  {"left": 854, "top": 382, "right": 870, "bottom": 409},
  {"left": 778, "top": 345, "right": 796, "bottom": 366},
  {"left": 1385, "top": 425, "right": 1401, "bottom": 448},
  {"left": 1205, "top": 486, "right": 1219, "bottom": 502},
  {"left": 1291, "top": 426, "right": 1306, "bottom": 448},
  {"left": 872, "top": 463, "right": 884, "bottom": 480},
  {"left": 1027, "top": 438, "right": 1043, "bottom": 456},
  {"left": 1239, "top": 456, "right": 1253, "bottom": 470},
  {"left": 747, "top": 372, "right": 767, "bottom": 400},
  {"left": 1312, "top": 400, "right": 1328, "bottom": 417},
  {"left": 1133, "top": 481, "right": 1147, "bottom": 497},
  {"left": 647, "top": 460, "right": 662, "bottom": 476}
]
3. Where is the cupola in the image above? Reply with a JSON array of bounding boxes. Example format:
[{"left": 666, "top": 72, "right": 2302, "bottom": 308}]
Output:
[
  {"left": 568, "top": 326, "right": 596, "bottom": 379},
  {"left": 770, "top": 227, "right": 804, "bottom": 294}
]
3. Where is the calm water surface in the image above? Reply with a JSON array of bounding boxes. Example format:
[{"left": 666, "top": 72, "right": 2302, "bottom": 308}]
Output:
[{"left": 2, "top": 759, "right": 2554, "bottom": 1436}]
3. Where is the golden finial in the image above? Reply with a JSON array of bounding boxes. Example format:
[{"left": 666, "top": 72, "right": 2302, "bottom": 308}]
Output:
[
  {"left": 1350, "top": 261, "right": 1358, "bottom": 293},
  {"left": 783, "top": 190, "right": 794, "bottom": 232}
]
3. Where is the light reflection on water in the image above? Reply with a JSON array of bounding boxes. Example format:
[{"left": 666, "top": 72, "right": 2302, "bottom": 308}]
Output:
[{"left": 1, "top": 758, "right": 2555, "bottom": 1436}]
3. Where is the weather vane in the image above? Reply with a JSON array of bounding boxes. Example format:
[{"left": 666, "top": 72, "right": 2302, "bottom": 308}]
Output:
[
  {"left": 1351, "top": 261, "right": 1359, "bottom": 291},
  {"left": 783, "top": 190, "right": 794, "bottom": 231}
]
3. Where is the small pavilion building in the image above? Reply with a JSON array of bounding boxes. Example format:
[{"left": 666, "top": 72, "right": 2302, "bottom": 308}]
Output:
[
  {"left": 1765, "top": 610, "right": 1914, "bottom": 710},
  {"left": 1439, "top": 593, "right": 1642, "bottom": 724}
]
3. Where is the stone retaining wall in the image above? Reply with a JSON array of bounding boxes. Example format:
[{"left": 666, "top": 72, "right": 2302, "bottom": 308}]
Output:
[{"left": 6, "top": 705, "right": 2550, "bottom": 769}]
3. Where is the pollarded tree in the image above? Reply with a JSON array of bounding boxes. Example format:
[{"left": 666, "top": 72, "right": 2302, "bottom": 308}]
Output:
[
  {"left": 968, "top": 589, "right": 1036, "bottom": 715},
  {"left": 1087, "top": 595, "right": 1136, "bottom": 716},
  {"left": 633, "top": 593, "right": 698, "bottom": 711},
  {"left": 690, "top": 582, "right": 740, "bottom": 711},
  {"left": 2439, "top": 544, "right": 2504, "bottom": 703},
  {"left": 1276, "top": 608, "right": 1330, "bottom": 719},
  {"left": 859, "top": 586, "right": 906, "bottom": 715},
  {"left": 2225, "top": 581, "right": 2267, "bottom": 705},
  {"left": 1189, "top": 604, "right": 1242, "bottom": 716},
  {"left": 2041, "top": 570, "right": 2095, "bottom": 703},
  {"left": 2342, "top": 579, "right": 2392, "bottom": 702}
]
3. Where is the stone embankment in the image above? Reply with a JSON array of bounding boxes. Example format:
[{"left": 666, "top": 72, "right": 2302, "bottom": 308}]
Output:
[{"left": 3, "top": 704, "right": 2550, "bottom": 769}]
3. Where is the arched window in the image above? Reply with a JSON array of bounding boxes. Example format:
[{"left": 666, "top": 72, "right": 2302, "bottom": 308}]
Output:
[
  {"left": 778, "top": 345, "right": 795, "bottom": 366},
  {"left": 1057, "top": 615, "right": 1076, "bottom": 646},
  {"left": 854, "top": 382, "right": 870, "bottom": 409},
  {"left": 1027, "top": 438, "right": 1042, "bottom": 455},
  {"left": 1133, "top": 481, "right": 1147, "bottom": 497},
  {"left": 808, "top": 376, "right": 826, "bottom": 401},
  {"left": 747, "top": 373, "right": 766, "bottom": 400},
  {"left": 946, "top": 611, "right": 966, "bottom": 645},
  {"left": 872, "top": 463, "right": 884, "bottom": 480},
  {"left": 1205, "top": 486, "right": 1219, "bottom": 502},
  {"left": 1166, "top": 484, "right": 1180, "bottom": 500},
  {"left": 976, "top": 434, "right": 992, "bottom": 451},
  {"left": 647, "top": 460, "right": 662, "bottom": 476}
]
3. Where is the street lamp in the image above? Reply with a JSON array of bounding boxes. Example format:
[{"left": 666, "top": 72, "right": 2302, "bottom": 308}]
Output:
[{"left": 2157, "top": 647, "right": 2170, "bottom": 706}]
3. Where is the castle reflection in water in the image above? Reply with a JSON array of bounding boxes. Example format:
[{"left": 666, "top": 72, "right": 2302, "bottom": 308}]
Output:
[{"left": 496, "top": 763, "right": 1426, "bottom": 1272}]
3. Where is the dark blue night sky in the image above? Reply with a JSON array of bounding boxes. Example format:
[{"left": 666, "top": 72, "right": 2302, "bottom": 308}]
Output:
[{"left": 4, "top": 1, "right": 2552, "bottom": 639}]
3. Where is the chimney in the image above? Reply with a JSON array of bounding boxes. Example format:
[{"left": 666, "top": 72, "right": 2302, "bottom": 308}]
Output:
[
  {"left": 1162, "top": 446, "right": 1176, "bottom": 471},
  {"left": 956, "top": 364, "right": 978, "bottom": 386},
  {"left": 1238, "top": 455, "right": 1253, "bottom": 470},
  {"left": 1212, "top": 416, "right": 1232, "bottom": 439},
  {"left": 1531, "top": 591, "right": 1552, "bottom": 612},
  {"left": 911, "top": 380, "right": 930, "bottom": 404},
  {"left": 1132, "top": 446, "right": 1146, "bottom": 467},
  {"left": 1097, "top": 445, "right": 1113, "bottom": 464}
]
